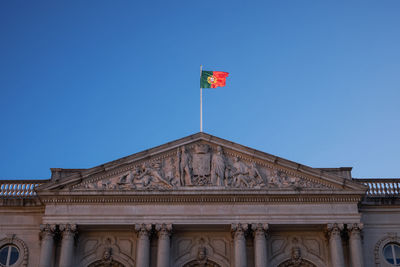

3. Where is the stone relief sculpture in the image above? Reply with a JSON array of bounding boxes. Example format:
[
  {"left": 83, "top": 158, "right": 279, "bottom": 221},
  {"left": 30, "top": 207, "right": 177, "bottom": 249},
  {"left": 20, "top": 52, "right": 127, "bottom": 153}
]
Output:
[
  {"left": 211, "top": 146, "right": 226, "bottom": 186},
  {"left": 277, "top": 246, "right": 316, "bottom": 267},
  {"left": 178, "top": 146, "right": 193, "bottom": 186},
  {"left": 183, "top": 246, "right": 221, "bottom": 267},
  {"left": 192, "top": 144, "right": 212, "bottom": 186},
  {"left": 79, "top": 143, "right": 332, "bottom": 191}
]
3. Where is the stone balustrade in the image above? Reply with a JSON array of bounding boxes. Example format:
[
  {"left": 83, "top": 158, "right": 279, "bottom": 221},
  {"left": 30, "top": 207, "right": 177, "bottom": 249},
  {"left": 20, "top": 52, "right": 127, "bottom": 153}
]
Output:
[
  {"left": 0, "top": 180, "right": 45, "bottom": 197},
  {"left": 355, "top": 178, "right": 400, "bottom": 196}
]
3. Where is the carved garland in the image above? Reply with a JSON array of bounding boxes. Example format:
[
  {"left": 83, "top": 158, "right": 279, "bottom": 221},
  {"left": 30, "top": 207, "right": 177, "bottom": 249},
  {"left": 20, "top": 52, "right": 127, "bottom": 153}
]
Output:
[
  {"left": 374, "top": 233, "right": 400, "bottom": 266},
  {"left": 0, "top": 235, "right": 29, "bottom": 267}
]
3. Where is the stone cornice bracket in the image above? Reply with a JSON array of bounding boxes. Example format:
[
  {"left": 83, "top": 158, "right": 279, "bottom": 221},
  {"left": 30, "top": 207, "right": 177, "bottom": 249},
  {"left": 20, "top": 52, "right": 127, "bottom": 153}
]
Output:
[
  {"left": 59, "top": 223, "right": 78, "bottom": 239},
  {"left": 155, "top": 223, "right": 172, "bottom": 240},
  {"left": 251, "top": 223, "right": 269, "bottom": 239},
  {"left": 39, "top": 224, "right": 57, "bottom": 241},
  {"left": 347, "top": 223, "right": 364, "bottom": 239},
  {"left": 134, "top": 223, "right": 153, "bottom": 239},
  {"left": 231, "top": 223, "right": 249, "bottom": 239}
]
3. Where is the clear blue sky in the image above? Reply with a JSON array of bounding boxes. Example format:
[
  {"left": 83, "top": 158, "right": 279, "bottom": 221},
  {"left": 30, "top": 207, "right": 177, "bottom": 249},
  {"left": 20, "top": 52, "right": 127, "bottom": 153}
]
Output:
[{"left": 1, "top": 1, "right": 399, "bottom": 179}]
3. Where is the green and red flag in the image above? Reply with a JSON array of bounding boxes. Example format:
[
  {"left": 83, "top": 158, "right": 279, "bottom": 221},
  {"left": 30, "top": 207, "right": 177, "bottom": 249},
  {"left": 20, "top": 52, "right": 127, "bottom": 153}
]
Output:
[{"left": 200, "top": 70, "right": 229, "bottom": 88}]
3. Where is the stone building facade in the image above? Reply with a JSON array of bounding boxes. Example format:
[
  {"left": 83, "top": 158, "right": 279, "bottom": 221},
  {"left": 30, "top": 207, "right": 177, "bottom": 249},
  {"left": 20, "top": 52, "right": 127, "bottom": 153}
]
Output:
[{"left": 0, "top": 133, "right": 399, "bottom": 267}]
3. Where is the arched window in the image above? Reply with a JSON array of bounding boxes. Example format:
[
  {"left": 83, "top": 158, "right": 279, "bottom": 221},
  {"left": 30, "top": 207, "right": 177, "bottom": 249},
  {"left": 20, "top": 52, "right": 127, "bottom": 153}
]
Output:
[{"left": 383, "top": 243, "right": 400, "bottom": 265}]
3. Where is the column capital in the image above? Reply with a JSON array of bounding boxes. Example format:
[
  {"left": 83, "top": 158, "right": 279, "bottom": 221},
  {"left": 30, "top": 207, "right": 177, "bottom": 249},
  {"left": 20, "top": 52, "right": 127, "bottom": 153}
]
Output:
[
  {"left": 231, "top": 223, "right": 249, "bottom": 240},
  {"left": 59, "top": 224, "right": 77, "bottom": 238},
  {"left": 251, "top": 223, "right": 269, "bottom": 239},
  {"left": 347, "top": 223, "right": 363, "bottom": 232},
  {"left": 155, "top": 223, "right": 172, "bottom": 239},
  {"left": 40, "top": 224, "right": 57, "bottom": 241},
  {"left": 40, "top": 224, "right": 57, "bottom": 234},
  {"left": 135, "top": 224, "right": 153, "bottom": 238},
  {"left": 327, "top": 223, "right": 344, "bottom": 237}
]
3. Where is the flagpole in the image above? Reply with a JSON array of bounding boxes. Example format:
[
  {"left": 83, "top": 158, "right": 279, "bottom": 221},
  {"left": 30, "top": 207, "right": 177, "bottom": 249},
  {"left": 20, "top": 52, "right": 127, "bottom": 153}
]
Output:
[{"left": 200, "top": 65, "right": 203, "bottom": 132}]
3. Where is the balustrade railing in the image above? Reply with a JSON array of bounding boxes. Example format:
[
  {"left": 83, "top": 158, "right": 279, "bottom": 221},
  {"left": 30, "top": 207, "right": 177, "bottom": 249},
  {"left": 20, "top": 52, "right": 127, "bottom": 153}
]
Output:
[
  {"left": 355, "top": 179, "right": 400, "bottom": 197},
  {"left": 0, "top": 180, "right": 45, "bottom": 197}
]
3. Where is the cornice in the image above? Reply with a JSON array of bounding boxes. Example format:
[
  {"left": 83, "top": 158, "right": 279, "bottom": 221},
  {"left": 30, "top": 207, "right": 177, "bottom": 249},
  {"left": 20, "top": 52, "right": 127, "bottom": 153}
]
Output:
[{"left": 37, "top": 190, "right": 364, "bottom": 204}]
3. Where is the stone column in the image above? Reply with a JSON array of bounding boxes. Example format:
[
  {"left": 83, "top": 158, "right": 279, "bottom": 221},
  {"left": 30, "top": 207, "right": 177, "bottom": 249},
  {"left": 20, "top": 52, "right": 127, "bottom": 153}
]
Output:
[
  {"left": 348, "top": 223, "right": 364, "bottom": 267},
  {"left": 135, "top": 224, "right": 153, "bottom": 267},
  {"left": 39, "top": 224, "right": 56, "bottom": 267},
  {"left": 59, "top": 224, "right": 77, "bottom": 267},
  {"left": 232, "top": 223, "right": 248, "bottom": 267},
  {"left": 252, "top": 223, "right": 268, "bottom": 267},
  {"left": 155, "top": 223, "right": 172, "bottom": 267},
  {"left": 327, "top": 223, "right": 345, "bottom": 267}
]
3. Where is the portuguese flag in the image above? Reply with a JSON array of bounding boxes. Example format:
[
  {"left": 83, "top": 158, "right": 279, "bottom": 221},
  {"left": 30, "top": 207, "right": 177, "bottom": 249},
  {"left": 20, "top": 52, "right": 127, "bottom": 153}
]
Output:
[{"left": 200, "top": 70, "right": 229, "bottom": 88}]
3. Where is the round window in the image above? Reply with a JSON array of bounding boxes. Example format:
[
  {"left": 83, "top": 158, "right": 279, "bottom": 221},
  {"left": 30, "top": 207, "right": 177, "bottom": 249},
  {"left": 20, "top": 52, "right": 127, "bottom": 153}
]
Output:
[
  {"left": 0, "top": 245, "right": 19, "bottom": 266},
  {"left": 384, "top": 243, "right": 400, "bottom": 265}
]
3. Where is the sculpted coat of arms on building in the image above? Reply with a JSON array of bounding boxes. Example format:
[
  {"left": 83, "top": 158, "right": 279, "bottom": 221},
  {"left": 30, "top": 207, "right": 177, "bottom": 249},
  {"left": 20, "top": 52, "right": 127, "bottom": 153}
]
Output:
[{"left": 79, "top": 143, "right": 330, "bottom": 191}]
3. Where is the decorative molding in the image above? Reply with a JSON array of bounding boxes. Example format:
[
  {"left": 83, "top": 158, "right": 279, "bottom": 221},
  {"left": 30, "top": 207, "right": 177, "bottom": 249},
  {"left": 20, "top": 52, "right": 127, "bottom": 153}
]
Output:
[{"left": 38, "top": 193, "right": 364, "bottom": 204}]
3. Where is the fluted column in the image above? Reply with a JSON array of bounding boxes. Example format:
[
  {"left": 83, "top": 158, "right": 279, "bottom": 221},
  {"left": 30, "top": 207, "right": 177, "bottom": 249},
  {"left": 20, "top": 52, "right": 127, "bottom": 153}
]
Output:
[
  {"left": 252, "top": 223, "right": 268, "bottom": 267},
  {"left": 135, "top": 224, "right": 152, "bottom": 267},
  {"left": 232, "top": 223, "right": 248, "bottom": 267},
  {"left": 39, "top": 224, "right": 56, "bottom": 267},
  {"left": 155, "top": 223, "right": 172, "bottom": 267},
  {"left": 327, "top": 223, "right": 345, "bottom": 267},
  {"left": 59, "top": 224, "right": 77, "bottom": 267},
  {"left": 348, "top": 223, "right": 364, "bottom": 267}
]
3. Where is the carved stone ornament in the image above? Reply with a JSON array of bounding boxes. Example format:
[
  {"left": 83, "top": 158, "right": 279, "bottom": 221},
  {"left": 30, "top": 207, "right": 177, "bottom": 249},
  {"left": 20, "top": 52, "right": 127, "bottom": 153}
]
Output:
[
  {"left": 231, "top": 223, "right": 249, "bottom": 240},
  {"left": 183, "top": 246, "right": 221, "bottom": 267},
  {"left": 155, "top": 223, "right": 173, "bottom": 239},
  {"left": 75, "top": 143, "right": 334, "bottom": 191},
  {"left": 251, "top": 223, "right": 269, "bottom": 239},
  {"left": 326, "top": 223, "right": 344, "bottom": 238},
  {"left": 87, "top": 246, "right": 124, "bottom": 267},
  {"left": 134, "top": 223, "right": 152, "bottom": 239},
  {"left": 277, "top": 247, "right": 316, "bottom": 267}
]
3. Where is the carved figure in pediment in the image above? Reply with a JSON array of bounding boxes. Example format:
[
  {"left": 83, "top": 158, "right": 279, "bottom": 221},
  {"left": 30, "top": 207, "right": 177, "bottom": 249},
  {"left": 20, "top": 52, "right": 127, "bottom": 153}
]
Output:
[
  {"left": 270, "top": 170, "right": 295, "bottom": 188},
  {"left": 117, "top": 171, "right": 135, "bottom": 189},
  {"left": 231, "top": 157, "right": 250, "bottom": 188},
  {"left": 102, "top": 179, "right": 116, "bottom": 190},
  {"left": 178, "top": 146, "right": 193, "bottom": 186},
  {"left": 164, "top": 157, "right": 180, "bottom": 187},
  {"left": 211, "top": 146, "right": 226, "bottom": 186},
  {"left": 141, "top": 161, "right": 172, "bottom": 189},
  {"left": 248, "top": 162, "right": 266, "bottom": 187},
  {"left": 192, "top": 144, "right": 212, "bottom": 185}
]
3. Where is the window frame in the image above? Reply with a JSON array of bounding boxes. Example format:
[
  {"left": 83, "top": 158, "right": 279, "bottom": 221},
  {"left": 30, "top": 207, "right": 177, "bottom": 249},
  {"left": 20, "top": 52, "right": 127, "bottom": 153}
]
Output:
[{"left": 0, "top": 236, "right": 28, "bottom": 267}]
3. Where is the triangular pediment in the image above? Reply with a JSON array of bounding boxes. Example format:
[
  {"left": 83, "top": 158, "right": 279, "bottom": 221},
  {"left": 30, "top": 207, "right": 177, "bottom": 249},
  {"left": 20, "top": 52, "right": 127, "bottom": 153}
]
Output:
[{"left": 37, "top": 133, "right": 367, "bottom": 194}]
